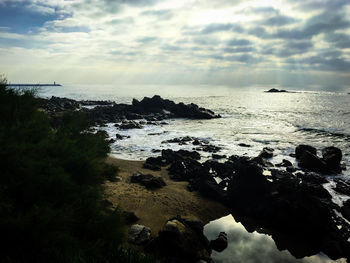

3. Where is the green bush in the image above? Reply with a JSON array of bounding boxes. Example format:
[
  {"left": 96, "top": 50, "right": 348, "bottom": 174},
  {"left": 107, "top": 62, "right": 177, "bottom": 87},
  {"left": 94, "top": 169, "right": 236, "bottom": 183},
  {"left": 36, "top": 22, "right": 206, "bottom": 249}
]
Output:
[{"left": 0, "top": 79, "right": 126, "bottom": 263}]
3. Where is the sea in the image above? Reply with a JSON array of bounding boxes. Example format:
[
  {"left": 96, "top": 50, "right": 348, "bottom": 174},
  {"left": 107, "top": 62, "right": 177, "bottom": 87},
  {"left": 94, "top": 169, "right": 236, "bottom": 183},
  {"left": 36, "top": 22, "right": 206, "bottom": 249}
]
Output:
[{"left": 38, "top": 84, "right": 350, "bottom": 263}]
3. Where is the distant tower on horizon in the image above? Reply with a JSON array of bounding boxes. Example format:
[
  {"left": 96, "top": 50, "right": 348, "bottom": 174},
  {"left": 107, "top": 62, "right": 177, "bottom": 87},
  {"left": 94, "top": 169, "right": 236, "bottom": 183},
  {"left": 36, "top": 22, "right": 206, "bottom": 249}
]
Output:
[{"left": 54, "top": 81, "right": 56, "bottom": 85}]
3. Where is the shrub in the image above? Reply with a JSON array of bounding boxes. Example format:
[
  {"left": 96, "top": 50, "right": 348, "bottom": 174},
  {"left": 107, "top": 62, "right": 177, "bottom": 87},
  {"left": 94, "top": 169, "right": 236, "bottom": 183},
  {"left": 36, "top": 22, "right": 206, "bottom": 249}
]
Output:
[{"left": 0, "top": 80, "right": 126, "bottom": 263}]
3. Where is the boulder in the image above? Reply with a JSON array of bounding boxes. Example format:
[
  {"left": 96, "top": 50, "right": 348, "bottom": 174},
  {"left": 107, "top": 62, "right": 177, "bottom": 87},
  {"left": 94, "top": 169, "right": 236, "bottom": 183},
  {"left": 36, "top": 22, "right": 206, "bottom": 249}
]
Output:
[
  {"left": 322, "top": 146, "right": 342, "bottom": 169},
  {"left": 147, "top": 216, "right": 212, "bottom": 262},
  {"left": 210, "top": 232, "right": 228, "bottom": 252},
  {"left": 198, "top": 178, "right": 228, "bottom": 202},
  {"left": 298, "top": 150, "right": 329, "bottom": 173},
  {"left": 119, "top": 121, "right": 143, "bottom": 129},
  {"left": 130, "top": 172, "right": 166, "bottom": 189},
  {"left": 259, "top": 147, "right": 274, "bottom": 159},
  {"left": 116, "top": 133, "right": 130, "bottom": 140},
  {"left": 295, "top": 145, "right": 317, "bottom": 160},
  {"left": 128, "top": 224, "right": 151, "bottom": 245}
]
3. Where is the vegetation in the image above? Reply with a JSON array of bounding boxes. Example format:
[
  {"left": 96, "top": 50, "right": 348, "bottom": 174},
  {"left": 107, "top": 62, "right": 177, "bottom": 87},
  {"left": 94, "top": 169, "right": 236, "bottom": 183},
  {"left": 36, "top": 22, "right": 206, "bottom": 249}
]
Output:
[{"left": 0, "top": 77, "right": 150, "bottom": 263}]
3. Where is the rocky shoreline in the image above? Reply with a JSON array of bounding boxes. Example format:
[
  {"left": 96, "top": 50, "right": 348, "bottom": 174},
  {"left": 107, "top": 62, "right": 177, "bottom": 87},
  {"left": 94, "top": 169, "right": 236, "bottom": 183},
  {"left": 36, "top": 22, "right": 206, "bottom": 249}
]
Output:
[
  {"left": 39, "top": 95, "right": 221, "bottom": 126},
  {"left": 41, "top": 95, "right": 349, "bottom": 262}
]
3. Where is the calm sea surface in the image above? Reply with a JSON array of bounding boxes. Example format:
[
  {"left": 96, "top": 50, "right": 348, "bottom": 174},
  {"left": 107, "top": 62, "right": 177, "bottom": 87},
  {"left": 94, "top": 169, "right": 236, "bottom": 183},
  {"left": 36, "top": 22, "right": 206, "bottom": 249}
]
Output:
[{"left": 38, "top": 84, "right": 349, "bottom": 263}]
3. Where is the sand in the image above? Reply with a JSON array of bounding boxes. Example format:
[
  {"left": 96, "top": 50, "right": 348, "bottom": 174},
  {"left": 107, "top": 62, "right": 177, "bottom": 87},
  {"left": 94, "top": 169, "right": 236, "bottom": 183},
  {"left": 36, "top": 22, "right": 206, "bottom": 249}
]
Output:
[{"left": 104, "top": 157, "right": 230, "bottom": 234}]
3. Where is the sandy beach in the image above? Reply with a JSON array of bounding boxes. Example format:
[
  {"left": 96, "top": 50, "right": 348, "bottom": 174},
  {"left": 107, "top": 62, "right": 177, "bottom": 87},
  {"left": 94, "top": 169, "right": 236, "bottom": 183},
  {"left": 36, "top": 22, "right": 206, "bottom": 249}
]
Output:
[{"left": 104, "top": 157, "right": 230, "bottom": 234}]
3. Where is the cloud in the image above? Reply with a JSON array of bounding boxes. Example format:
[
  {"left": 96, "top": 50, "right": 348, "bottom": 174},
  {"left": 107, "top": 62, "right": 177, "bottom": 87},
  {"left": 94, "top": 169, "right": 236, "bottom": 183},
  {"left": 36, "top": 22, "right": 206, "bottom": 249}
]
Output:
[{"left": 0, "top": 0, "right": 349, "bottom": 89}]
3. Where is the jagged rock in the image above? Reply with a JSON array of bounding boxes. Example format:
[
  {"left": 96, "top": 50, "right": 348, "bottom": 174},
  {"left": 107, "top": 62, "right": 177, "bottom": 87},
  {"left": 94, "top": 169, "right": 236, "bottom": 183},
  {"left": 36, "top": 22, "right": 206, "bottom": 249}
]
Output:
[
  {"left": 210, "top": 232, "right": 228, "bottom": 252},
  {"left": 132, "top": 95, "right": 220, "bottom": 119},
  {"left": 119, "top": 121, "right": 143, "bottom": 129},
  {"left": 116, "top": 133, "right": 130, "bottom": 140},
  {"left": 322, "top": 146, "right": 342, "bottom": 169},
  {"left": 130, "top": 172, "right": 166, "bottom": 189},
  {"left": 265, "top": 88, "right": 288, "bottom": 93},
  {"left": 298, "top": 150, "right": 329, "bottom": 173},
  {"left": 333, "top": 179, "right": 350, "bottom": 196},
  {"left": 128, "top": 224, "right": 151, "bottom": 245},
  {"left": 143, "top": 156, "right": 168, "bottom": 171},
  {"left": 295, "top": 145, "right": 317, "bottom": 160}
]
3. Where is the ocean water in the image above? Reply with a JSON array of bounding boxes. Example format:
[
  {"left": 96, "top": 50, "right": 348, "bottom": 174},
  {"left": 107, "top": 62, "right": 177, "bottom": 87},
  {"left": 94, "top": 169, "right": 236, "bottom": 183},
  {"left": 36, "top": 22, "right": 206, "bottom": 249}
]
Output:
[
  {"left": 38, "top": 84, "right": 350, "bottom": 176},
  {"left": 38, "top": 84, "right": 350, "bottom": 262}
]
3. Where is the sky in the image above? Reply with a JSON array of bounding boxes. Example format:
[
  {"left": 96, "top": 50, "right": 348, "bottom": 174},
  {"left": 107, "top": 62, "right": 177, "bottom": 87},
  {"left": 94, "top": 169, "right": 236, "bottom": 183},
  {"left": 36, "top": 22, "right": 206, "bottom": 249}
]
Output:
[{"left": 0, "top": 0, "right": 349, "bottom": 91}]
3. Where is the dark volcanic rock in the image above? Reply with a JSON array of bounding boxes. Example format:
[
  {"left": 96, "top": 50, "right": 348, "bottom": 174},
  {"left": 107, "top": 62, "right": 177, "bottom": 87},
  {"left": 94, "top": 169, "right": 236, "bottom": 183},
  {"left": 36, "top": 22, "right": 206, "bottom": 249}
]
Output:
[
  {"left": 276, "top": 159, "right": 293, "bottom": 167},
  {"left": 210, "top": 232, "right": 228, "bottom": 252},
  {"left": 147, "top": 216, "right": 212, "bottom": 263},
  {"left": 265, "top": 88, "right": 288, "bottom": 93},
  {"left": 295, "top": 145, "right": 317, "bottom": 160},
  {"left": 228, "top": 163, "right": 271, "bottom": 208},
  {"left": 298, "top": 150, "right": 329, "bottom": 173},
  {"left": 132, "top": 95, "right": 220, "bottom": 119},
  {"left": 322, "top": 146, "right": 342, "bottom": 169},
  {"left": 198, "top": 178, "right": 228, "bottom": 202},
  {"left": 116, "top": 133, "right": 130, "bottom": 140},
  {"left": 333, "top": 179, "right": 350, "bottom": 196},
  {"left": 143, "top": 156, "right": 169, "bottom": 171},
  {"left": 130, "top": 172, "right": 166, "bottom": 189},
  {"left": 119, "top": 121, "right": 143, "bottom": 129}
]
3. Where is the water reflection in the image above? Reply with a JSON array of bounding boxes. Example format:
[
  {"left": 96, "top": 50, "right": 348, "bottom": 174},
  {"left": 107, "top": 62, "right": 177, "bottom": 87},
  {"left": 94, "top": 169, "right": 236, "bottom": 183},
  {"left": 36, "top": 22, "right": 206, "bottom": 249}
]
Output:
[{"left": 204, "top": 215, "right": 346, "bottom": 263}]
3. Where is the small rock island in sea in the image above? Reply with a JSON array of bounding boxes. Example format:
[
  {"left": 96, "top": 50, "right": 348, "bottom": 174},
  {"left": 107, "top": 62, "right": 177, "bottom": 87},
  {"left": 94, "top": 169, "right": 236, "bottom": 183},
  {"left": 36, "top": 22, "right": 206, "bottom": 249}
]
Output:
[{"left": 265, "top": 88, "right": 289, "bottom": 93}]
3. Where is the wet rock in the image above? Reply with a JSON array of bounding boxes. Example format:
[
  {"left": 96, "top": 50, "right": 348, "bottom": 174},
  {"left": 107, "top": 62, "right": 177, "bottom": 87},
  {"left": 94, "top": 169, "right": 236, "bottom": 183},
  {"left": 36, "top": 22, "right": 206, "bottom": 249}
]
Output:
[
  {"left": 212, "top": 154, "right": 227, "bottom": 159},
  {"left": 122, "top": 211, "right": 139, "bottom": 225},
  {"left": 238, "top": 143, "right": 251, "bottom": 147},
  {"left": 130, "top": 172, "right": 166, "bottom": 189},
  {"left": 322, "top": 146, "right": 342, "bottom": 169},
  {"left": 198, "top": 178, "right": 228, "bottom": 202},
  {"left": 147, "top": 216, "right": 212, "bottom": 262},
  {"left": 168, "top": 159, "right": 203, "bottom": 181},
  {"left": 210, "top": 232, "right": 228, "bottom": 252},
  {"left": 132, "top": 95, "right": 220, "bottom": 119},
  {"left": 116, "top": 133, "right": 130, "bottom": 140},
  {"left": 143, "top": 156, "right": 168, "bottom": 171},
  {"left": 119, "top": 121, "right": 143, "bottom": 129},
  {"left": 128, "top": 224, "right": 151, "bottom": 245},
  {"left": 333, "top": 179, "right": 350, "bottom": 196},
  {"left": 228, "top": 163, "right": 271, "bottom": 208},
  {"left": 195, "top": 144, "right": 222, "bottom": 153},
  {"left": 295, "top": 145, "right": 317, "bottom": 160},
  {"left": 298, "top": 150, "right": 329, "bottom": 173},
  {"left": 162, "top": 149, "right": 201, "bottom": 163},
  {"left": 276, "top": 159, "right": 293, "bottom": 167},
  {"left": 259, "top": 147, "right": 274, "bottom": 159}
]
